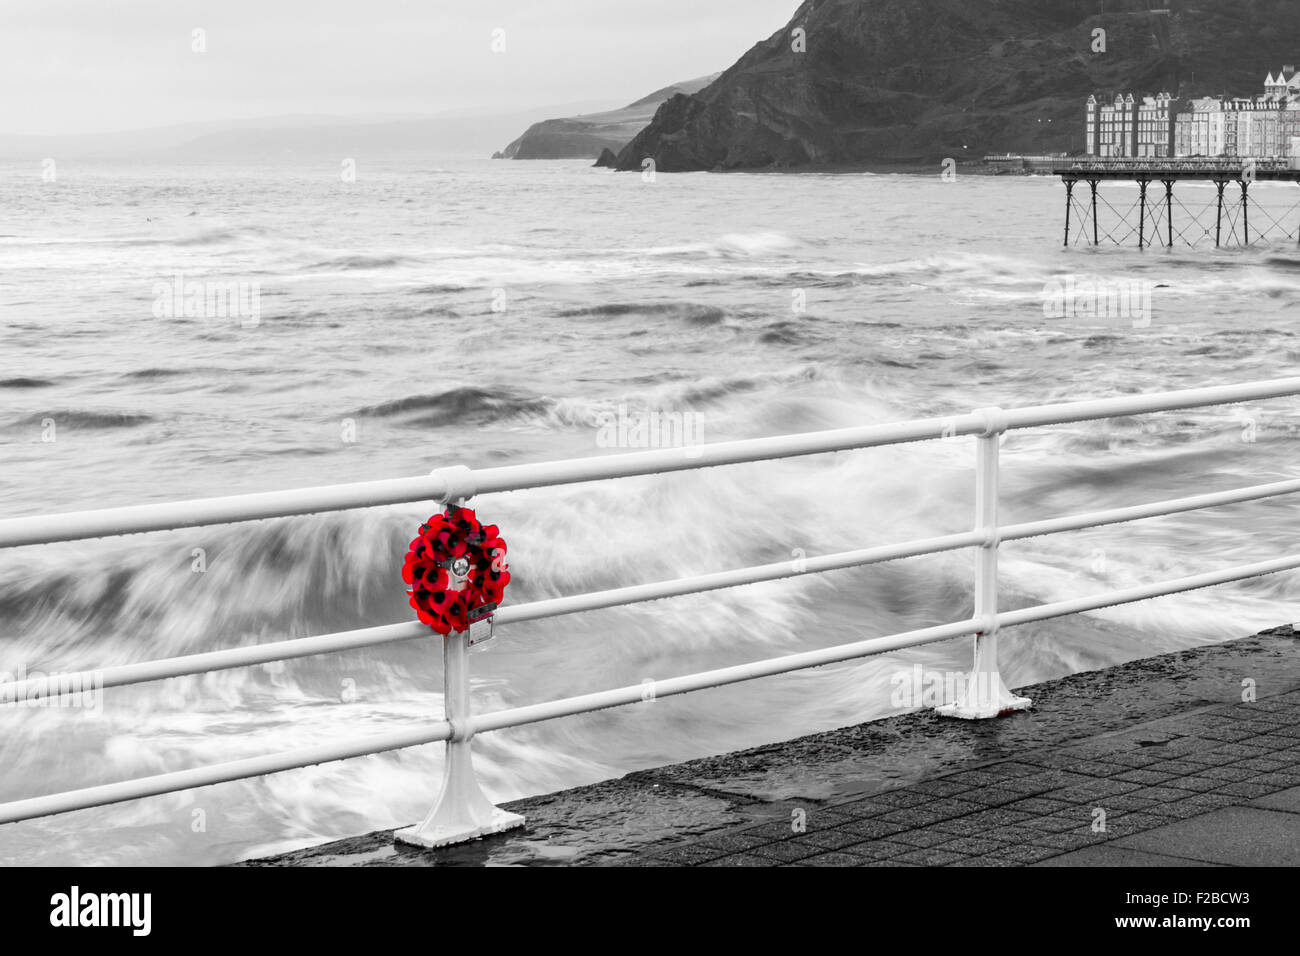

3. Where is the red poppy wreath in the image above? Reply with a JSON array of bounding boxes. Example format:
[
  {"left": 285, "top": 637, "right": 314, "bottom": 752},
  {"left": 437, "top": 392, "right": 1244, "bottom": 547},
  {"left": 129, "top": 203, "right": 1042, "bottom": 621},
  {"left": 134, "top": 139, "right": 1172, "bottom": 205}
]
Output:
[{"left": 403, "top": 505, "right": 510, "bottom": 635}]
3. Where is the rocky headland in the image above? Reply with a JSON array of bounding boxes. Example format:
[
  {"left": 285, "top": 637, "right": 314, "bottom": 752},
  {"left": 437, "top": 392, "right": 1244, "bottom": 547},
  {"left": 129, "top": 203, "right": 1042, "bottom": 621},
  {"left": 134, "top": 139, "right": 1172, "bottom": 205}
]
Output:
[{"left": 605, "top": 0, "right": 1300, "bottom": 171}]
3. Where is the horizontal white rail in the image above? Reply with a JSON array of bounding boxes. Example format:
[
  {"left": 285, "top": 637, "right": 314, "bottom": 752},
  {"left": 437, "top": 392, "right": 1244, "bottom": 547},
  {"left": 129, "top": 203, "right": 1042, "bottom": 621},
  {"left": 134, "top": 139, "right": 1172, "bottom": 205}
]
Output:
[
  {"left": 2, "top": 377, "right": 1299, "bottom": 841},
  {"left": 992, "top": 377, "right": 1300, "bottom": 429},
  {"left": 0, "top": 721, "right": 452, "bottom": 826},
  {"left": 0, "top": 623, "right": 430, "bottom": 702},
  {"left": 493, "top": 530, "right": 985, "bottom": 626},
  {"left": 3, "top": 376, "right": 1299, "bottom": 550},
  {"left": 0, "top": 471, "right": 469, "bottom": 550},
  {"left": 1000, "top": 475, "right": 1300, "bottom": 541}
]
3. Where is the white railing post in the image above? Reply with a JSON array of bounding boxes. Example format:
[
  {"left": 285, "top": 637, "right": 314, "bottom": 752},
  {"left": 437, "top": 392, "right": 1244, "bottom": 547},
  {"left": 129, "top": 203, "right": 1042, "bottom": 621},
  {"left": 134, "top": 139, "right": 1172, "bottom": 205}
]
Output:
[
  {"left": 394, "top": 493, "right": 523, "bottom": 850},
  {"left": 938, "top": 408, "right": 1032, "bottom": 720},
  {"left": 394, "top": 625, "right": 525, "bottom": 849}
]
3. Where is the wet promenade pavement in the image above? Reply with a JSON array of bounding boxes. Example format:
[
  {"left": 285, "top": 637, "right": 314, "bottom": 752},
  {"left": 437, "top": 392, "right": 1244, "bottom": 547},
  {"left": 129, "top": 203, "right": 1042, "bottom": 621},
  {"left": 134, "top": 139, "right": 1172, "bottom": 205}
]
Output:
[{"left": 244, "top": 625, "right": 1300, "bottom": 867}]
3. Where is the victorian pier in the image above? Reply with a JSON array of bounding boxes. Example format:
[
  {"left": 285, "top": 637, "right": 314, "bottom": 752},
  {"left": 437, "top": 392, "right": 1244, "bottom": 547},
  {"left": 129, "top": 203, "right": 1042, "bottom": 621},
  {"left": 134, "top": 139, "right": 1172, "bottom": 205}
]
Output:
[{"left": 1054, "top": 159, "right": 1300, "bottom": 248}]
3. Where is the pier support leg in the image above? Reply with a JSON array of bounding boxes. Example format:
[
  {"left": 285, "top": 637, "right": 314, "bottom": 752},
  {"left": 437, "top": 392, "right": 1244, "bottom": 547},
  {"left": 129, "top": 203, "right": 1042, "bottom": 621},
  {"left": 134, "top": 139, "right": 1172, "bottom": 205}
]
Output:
[
  {"left": 1164, "top": 180, "right": 1175, "bottom": 247},
  {"left": 1215, "top": 180, "right": 1226, "bottom": 247},
  {"left": 1064, "top": 179, "right": 1075, "bottom": 247},
  {"left": 1138, "top": 179, "right": 1148, "bottom": 249},
  {"left": 395, "top": 628, "right": 525, "bottom": 849},
  {"left": 1240, "top": 180, "right": 1250, "bottom": 245},
  {"left": 1089, "top": 179, "right": 1099, "bottom": 246},
  {"left": 937, "top": 411, "right": 1031, "bottom": 721}
]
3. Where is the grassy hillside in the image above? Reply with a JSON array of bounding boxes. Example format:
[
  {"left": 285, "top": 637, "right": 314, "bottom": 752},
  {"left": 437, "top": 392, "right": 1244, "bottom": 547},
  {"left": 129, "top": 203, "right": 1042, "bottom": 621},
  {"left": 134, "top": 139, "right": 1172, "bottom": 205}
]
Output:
[{"left": 612, "top": 0, "right": 1300, "bottom": 170}]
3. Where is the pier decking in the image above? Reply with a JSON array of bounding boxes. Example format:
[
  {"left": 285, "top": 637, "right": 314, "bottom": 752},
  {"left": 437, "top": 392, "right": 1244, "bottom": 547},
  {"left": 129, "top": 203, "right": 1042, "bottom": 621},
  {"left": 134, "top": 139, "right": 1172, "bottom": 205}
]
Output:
[
  {"left": 1054, "top": 159, "right": 1300, "bottom": 248},
  {"left": 244, "top": 624, "right": 1300, "bottom": 867}
]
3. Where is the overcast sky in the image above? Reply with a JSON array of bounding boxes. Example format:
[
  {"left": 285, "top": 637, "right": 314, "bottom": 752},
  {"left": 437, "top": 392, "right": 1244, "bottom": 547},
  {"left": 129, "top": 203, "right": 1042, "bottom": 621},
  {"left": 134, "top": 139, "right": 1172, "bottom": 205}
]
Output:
[{"left": 2, "top": 0, "right": 799, "bottom": 135}]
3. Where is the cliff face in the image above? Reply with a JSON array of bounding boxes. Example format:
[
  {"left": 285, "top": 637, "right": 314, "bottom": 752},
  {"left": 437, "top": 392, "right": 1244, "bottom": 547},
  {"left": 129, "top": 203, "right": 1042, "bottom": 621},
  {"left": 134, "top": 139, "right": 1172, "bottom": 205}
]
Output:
[
  {"left": 614, "top": 0, "right": 1300, "bottom": 170},
  {"left": 496, "top": 76, "right": 717, "bottom": 160}
]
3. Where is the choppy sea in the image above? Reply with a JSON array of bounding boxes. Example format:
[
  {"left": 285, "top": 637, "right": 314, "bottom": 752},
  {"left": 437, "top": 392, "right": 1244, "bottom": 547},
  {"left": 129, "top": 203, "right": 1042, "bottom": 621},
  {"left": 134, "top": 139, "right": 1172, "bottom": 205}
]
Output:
[{"left": 2, "top": 158, "right": 1300, "bottom": 864}]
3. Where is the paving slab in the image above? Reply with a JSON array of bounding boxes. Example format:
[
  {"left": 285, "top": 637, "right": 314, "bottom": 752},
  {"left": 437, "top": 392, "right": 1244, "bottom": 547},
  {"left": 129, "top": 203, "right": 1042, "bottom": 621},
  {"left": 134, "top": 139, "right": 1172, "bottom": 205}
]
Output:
[
  {"left": 1110, "top": 807, "right": 1300, "bottom": 866},
  {"left": 1033, "top": 846, "right": 1224, "bottom": 867},
  {"left": 1251, "top": 785, "right": 1300, "bottom": 814}
]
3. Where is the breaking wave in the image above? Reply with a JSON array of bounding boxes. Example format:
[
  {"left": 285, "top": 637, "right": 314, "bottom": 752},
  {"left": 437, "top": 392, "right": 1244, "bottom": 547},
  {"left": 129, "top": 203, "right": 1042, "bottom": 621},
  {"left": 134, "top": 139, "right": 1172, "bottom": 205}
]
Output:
[{"left": 10, "top": 410, "right": 153, "bottom": 430}]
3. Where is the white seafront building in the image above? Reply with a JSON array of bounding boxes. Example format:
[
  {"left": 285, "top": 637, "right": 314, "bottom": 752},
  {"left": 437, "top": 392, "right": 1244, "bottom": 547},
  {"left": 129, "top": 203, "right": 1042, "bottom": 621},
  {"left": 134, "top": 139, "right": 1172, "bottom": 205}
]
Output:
[
  {"left": 1087, "top": 67, "right": 1300, "bottom": 160},
  {"left": 1086, "top": 92, "right": 1176, "bottom": 157},
  {"left": 1173, "top": 97, "right": 1227, "bottom": 157}
]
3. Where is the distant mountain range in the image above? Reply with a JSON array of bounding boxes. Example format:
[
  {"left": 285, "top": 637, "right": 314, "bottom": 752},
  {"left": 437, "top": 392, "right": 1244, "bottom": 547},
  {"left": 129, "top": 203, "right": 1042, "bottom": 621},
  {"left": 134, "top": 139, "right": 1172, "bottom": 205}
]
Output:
[
  {"left": 605, "top": 0, "right": 1300, "bottom": 171},
  {"left": 493, "top": 75, "right": 719, "bottom": 160},
  {"left": 0, "top": 102, "right": 615, "bottom": 162}
]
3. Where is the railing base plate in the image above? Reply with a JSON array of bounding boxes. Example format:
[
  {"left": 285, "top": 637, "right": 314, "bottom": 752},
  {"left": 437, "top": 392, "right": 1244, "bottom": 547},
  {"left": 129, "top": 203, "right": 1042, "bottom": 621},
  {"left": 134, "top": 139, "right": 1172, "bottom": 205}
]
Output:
[
  {"left": 393, "top": 809, "right": 525, "bottom": 850},
  {"left": 935, "top": 694, "right": 1032, "bottom": 721}
]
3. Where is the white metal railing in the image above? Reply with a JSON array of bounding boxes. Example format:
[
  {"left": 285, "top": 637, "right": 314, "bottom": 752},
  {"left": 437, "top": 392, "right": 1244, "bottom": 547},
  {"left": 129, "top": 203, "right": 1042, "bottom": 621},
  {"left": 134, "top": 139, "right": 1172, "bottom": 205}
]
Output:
[
  {"left": 1061, "top": 158, "right": 1296, "bottom": 172},
  {"left": 2, "top": 377, "right": 1300, "bottom": 847}
]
